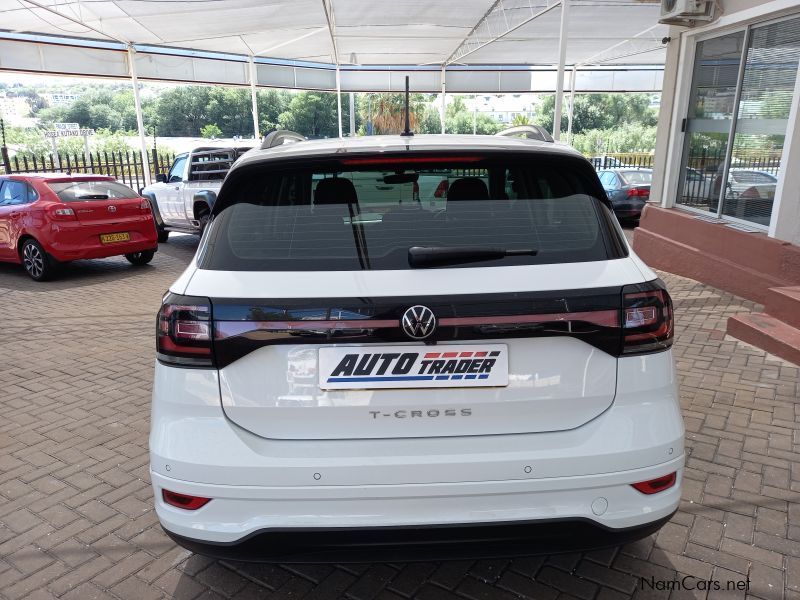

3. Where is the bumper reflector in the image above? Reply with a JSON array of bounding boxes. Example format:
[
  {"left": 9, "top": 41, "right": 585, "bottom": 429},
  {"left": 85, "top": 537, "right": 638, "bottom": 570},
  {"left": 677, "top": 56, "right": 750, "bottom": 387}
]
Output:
[
  {"left": 631, "top": 472, "right": 677, "bottom": 495},
  {"left": 162, "top": 489, "right": 211, "bottom": 510}
]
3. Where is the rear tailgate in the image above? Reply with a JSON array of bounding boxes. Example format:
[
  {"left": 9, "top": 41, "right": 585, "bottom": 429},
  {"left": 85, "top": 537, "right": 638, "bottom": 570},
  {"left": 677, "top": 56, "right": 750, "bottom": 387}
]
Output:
[
  {"left": 47, "top": 179, "right": 145, "bottom": 225},
  {"left": 185, "top": 260, "right": 647, "bottom": 440}
]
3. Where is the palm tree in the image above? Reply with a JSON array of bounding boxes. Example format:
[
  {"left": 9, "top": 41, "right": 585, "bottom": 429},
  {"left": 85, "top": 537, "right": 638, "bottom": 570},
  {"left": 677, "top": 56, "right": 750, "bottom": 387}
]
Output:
[
  {"left": 360, "top": 93, "right": 427, "bottom": 134},
  {"left": 512, "top": 113, "right": 532, "bottom": 126}
]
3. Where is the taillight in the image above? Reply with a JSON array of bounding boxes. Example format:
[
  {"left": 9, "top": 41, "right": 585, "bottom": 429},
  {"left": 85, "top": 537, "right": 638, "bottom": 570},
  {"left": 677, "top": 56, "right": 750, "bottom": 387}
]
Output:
[
  {"left": 434, "top": 179, "right": 449, "bottom": 198},
  {"left": 156, "top": 293, "right": 214, "bottom": 368},
  {"left": 631, "top": 472, "right": 677, "bottom": 495},
  {"left": 622, "top": 282, "right": 673, "bottom": 355},
  {"left": 162, "top": 489, "right": 211, "bottom": 510},
  {"left": 139, "top": 199, "right": 152, "bottom": 212},
  {"left": 50, "top": 206, "right": 76, "bottom": 220},
  {"left": 627, "top": 187, "right": 649, "bottom": 198}
]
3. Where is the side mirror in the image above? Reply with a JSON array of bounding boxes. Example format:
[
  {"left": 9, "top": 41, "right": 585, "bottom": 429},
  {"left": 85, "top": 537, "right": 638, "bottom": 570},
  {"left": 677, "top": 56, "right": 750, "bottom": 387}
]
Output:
[{"left": 155, "top": 173, "right": 167, "bottom": 183}]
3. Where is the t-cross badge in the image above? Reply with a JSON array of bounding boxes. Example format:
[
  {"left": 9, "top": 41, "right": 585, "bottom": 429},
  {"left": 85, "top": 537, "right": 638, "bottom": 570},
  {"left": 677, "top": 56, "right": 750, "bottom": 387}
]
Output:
[{"left": 150, "top": 133, "right": 684, "bottom": 562}]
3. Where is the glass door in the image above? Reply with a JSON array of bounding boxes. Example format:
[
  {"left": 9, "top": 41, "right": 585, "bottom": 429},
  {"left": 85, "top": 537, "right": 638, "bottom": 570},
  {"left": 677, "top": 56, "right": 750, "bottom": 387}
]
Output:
[
  {"left": 676, "top": 31, "right": 746, "bottom": 216},
  {"left": 676, "top": 15, "right": 800, "bottom": 228},
  {"left": 720, "top": 16, "right": 800, "bottom": 226}
]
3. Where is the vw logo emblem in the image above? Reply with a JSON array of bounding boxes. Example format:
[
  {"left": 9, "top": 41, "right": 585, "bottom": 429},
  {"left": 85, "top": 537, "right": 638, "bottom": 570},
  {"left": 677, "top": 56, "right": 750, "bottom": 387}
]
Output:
[
  {"left": 401, "top": 305, "right": 437, "bottom": 340},
  {"left": 108, "top": 205, "right": 117, "bottom": 213}
]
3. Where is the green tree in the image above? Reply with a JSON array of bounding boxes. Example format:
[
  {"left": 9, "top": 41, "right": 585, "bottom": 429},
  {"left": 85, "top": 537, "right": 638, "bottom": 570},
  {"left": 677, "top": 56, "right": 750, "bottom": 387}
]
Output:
[
  {"left": 535, "top": 93, "right": 657, "bottom": 136},
  {"left": 358, "top": 93, "right": 425, "bottom": 135},
  {"left": 206, "top": 88, "right": 252, "bottom": 137},
  {"left": 154, "top": 86, "right": 212, "bottom": 136},
  {"left": 278, "top": 92, "right": 352, "bottom": 138},
  {"left": 512, "top": 113, "right": 531, "bottom": 126},
  {"left": 201, "top": 123, "right": 223, "bottom": 139},
  {"left": 257, "top": 89, "right": 291, "bottom": 135}
]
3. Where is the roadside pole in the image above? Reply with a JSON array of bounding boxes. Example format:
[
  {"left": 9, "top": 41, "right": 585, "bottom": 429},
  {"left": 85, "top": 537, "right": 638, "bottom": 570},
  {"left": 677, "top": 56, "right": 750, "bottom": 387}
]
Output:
[{"left": 1, "top": 116, "right": 11, "bottom": 173}]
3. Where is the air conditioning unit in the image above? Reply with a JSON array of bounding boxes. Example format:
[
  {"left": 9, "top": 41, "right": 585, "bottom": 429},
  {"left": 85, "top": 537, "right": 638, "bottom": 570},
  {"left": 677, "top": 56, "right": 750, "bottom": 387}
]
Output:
[{"left": 659, "top": 0, "right": 715, "bottom": 25}]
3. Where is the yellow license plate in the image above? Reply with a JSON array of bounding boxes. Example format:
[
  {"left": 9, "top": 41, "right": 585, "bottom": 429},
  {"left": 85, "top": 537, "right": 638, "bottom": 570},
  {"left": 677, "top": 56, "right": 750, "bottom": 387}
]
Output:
[{"left": 100, "top": 232, "right": 130, "bottom": 244}]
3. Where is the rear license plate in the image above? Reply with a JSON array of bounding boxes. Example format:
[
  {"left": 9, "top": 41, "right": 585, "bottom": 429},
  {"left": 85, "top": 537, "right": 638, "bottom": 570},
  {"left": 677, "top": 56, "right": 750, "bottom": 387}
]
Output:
[
  {"left": 319, "top": 344, "right": 508, "bottom": 390},
  {"left": 100, "top": 232, "right": 130, "bottom": 244}
]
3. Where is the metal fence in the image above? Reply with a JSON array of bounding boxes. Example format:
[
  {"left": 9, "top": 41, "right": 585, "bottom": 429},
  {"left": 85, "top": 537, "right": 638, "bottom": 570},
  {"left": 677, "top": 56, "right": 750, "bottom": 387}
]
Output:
[{"left": 0, "top": 148, "right": 176, "bottom": 191}]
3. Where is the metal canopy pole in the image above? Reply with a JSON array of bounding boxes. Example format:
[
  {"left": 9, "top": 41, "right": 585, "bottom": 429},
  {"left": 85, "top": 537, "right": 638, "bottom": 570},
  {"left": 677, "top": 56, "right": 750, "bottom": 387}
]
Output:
[
  {"left": 441, "top": 66, "right": 446, "bottom": 134},
  {"left": 552, "top": 0, "right": 569, "bottom": 141},
  {"left": 349, "top": 92, "right": 355, "bottom": 136},
  {"left": 321, "top": 0, "right": 343, "bottom": 139},
  {"left": 567, "top": 65, "right": 577, "bottom": 143},
  {"left": 249, "top": 56, "right": 260, "bottom": 140},
  {"left": 336, "top": 65, "right": 343, "bottom": 138},
  {"left": 127, "top": 46, "right": 151, "bottom": 188}
]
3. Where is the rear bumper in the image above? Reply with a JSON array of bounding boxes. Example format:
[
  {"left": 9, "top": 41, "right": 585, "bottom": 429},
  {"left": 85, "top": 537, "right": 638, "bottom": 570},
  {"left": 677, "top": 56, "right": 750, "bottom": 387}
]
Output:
[
  {"left": 43, "top": 218, "right": 158, "bottom": 261},
  {"left": 150, "top": 350, "right": 685, "bottom": 554},
  {"left": 161, "top": 512, "right": 677, "bottom": 563}
]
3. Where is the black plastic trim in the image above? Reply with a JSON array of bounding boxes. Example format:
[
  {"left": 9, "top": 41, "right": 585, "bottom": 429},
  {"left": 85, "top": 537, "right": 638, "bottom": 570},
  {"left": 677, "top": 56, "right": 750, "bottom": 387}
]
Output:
[
  {"left": 162, "top": 512, "right": 676, "bottom": 563},
  {"left": 210, "top": 287, "right": 625, "bottom": 368}
]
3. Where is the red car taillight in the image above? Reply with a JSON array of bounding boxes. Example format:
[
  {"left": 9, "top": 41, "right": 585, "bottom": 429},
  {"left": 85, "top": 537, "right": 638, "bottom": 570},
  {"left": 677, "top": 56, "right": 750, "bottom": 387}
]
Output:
[
  {"left": 139, "top": 199, "right": 152, "bottom": 213},
  {"left": 49, "top": 206, "right": 76, "bottom": 220},
  {"left": 156, "top": 293, "right": 214, "bottom": 368},
  {"left": 627, "top": 187, "right": 650, "bottom": 199},
  {"left": 622, "top": 284, "right": 673, "bottom": 355},
  {"left": 631, "top": 472, "right": 677, "bottom": 495},
  {"left": 162, "top": 489, "right": 211, "bottom": 510},
  {"left": 434, "top": 179, "right": 449, "bottom": 198}
]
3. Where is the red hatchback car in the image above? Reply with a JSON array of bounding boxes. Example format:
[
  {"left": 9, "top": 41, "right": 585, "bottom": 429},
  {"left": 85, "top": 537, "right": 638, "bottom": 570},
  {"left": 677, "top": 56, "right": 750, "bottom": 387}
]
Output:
[{"left": 0, "top": 174, "right": 159, "bottom": 281}]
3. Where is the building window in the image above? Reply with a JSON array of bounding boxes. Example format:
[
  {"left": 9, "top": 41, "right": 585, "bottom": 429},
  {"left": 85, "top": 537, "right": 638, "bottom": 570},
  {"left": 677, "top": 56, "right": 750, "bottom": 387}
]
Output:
[{"left": 676, "top": 14, "right": 800, "bottom": 227}]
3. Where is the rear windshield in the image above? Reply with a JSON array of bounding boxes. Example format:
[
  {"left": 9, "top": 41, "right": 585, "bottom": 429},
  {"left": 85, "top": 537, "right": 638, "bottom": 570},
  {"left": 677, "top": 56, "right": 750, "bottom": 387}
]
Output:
[
  {"left": 48, "top": 181, "right": 138, "bottom": 202},
  {"left": 202, "top": 155, "right": 619, "bottom": 271},
  {"left": 620, "top": 171, "right": 652, "bottom": 185}
]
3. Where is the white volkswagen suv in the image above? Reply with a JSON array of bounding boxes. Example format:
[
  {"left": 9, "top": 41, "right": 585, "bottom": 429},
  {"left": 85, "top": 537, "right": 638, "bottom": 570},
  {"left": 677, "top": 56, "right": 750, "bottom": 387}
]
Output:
[{"left": 150, "top": 133, "right": 684, "bottom": 561}]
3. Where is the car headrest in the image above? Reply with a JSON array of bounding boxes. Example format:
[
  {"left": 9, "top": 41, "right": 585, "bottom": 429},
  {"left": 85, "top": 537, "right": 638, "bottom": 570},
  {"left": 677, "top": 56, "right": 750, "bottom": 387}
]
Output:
[
  {"left": 447, "top": 177, "right": 489, "bottom": 201},
  {"left": 314, "top": 178, "right": 358, "bottom": 205}
]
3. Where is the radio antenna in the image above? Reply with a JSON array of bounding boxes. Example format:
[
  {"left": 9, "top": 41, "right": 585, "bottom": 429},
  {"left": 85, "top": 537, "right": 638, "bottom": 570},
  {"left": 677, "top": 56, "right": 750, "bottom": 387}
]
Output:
[{"left": 400, "top": 76, "right": 413, "bottom": 137}]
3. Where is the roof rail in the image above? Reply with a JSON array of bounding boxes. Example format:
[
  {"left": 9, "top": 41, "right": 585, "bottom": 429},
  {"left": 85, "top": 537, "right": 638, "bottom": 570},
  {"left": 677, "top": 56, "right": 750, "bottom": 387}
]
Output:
[
  {"left": 261, "top": 129, "right": 306, "bottom": 150},
  {"left": 495, "top": 125, "right": 554, "bottom": 143}
]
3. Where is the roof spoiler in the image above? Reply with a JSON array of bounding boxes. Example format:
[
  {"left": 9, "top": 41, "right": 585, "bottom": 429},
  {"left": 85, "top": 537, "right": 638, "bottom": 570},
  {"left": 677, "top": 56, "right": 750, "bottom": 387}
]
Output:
[
  {"left": 496, "top": 125, "right": 554, "bottom": 143},
  {"left": 261, "top": 129, "right": 306, "bottom": 150}
]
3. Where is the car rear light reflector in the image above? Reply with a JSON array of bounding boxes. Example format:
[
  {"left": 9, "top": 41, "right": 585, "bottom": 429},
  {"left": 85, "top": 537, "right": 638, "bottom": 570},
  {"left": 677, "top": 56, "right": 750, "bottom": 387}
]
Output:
[
  {"left": 156, "top": 293, "right": 214, "bottom": 368},
  {"left": 50, "top": 207, "right": 76, "bottom": 220},
  {"left": 622, "top": 285, "right": 673, "bottom": 355},
  {"left": 631, "top": 472, "right": 677, "bottom": 495},
  {"left": 162, "top": 489, "right": 211, "bottom": 510},
  {"left": 627, "top": 187, "right": 650, "bottom": 198},
  {"left": 139, "top": 199, "right": 152, "bottom": 211}
]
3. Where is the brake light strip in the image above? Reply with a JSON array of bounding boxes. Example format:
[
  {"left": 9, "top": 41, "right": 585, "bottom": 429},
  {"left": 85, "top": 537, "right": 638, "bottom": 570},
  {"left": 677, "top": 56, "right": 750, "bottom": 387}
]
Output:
[{"left": 213, "top": 309, "right": 619, "bottom": 339}]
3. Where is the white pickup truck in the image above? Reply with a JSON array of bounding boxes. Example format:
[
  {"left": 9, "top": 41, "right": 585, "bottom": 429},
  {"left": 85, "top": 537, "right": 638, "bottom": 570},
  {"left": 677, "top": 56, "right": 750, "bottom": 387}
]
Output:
[{"left": 142, "top": 146, "right": 250, "bottom": 241}]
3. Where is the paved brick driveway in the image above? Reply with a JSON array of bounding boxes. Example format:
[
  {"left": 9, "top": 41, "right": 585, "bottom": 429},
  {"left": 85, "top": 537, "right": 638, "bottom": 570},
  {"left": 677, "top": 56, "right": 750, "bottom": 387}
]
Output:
[{"left": 1, "top": 233, "right": 798, "bottom": 600}]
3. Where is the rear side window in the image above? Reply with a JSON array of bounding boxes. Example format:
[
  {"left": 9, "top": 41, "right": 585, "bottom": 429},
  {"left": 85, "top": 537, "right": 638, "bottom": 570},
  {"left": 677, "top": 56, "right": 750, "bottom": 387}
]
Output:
[
  {"left": 202, "top": 154, "right": 619, "bottom": 271},
  {"left": 0, "top": 180, "right": 33, "bottom": 205},
  {"left": 620, "top": 171, "right": 652, "bottom": 185},
  {"left": 48, "top": 181, "right": 138, "bottom": 202}
]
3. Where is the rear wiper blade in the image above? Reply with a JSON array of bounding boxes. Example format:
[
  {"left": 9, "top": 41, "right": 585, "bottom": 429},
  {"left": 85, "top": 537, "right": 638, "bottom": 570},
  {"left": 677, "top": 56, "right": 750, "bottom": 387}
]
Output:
[
  {"left": 408, "top": 245, "right": 537, "bottom": 268},
  {"left": 76, "top": 194, "right": 109, "bottom": 200}
]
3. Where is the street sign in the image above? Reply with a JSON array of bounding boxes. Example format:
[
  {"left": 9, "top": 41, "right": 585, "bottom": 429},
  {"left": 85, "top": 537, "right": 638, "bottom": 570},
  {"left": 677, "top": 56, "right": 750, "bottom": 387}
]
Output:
[
  {"left": 43, "top": 123, "right": 95, "bottom": 169},
  {"left": 44, "top": 128, "right": 95, "bottom": 138}
]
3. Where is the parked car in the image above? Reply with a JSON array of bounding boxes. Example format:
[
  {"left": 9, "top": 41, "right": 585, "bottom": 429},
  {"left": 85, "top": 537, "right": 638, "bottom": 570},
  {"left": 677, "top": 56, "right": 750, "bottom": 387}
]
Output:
[
  {"left": 142, "top": 146, "right": 251, "bottom": 242},
  {"left": 710, "top": 168, "right": 777, "bottom": 223},
  {"left": 0, "top": 174, "right": 158, "bottom": 281},
  {"left": 150, "top": 132, "right": 684, "bottom": 561},
  {"left": 598, "top": 168, "right": 652, "bottom": 221},
  {"left": 680, "top": 167, "right": 714, "bottom": 207}
]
